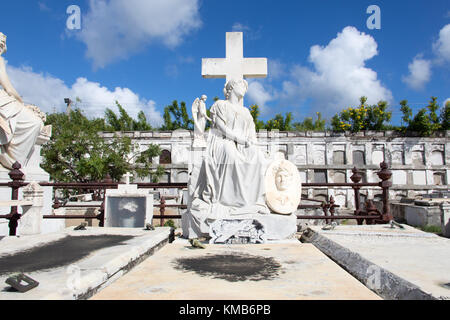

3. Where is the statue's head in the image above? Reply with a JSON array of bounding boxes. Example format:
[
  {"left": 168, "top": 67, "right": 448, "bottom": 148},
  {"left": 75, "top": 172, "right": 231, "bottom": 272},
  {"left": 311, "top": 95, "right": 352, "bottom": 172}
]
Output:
[
  {"left": 223, "top": 79, "right": 248, "bottom": 100},
  {"left": 0, "top": 32, "right": 6, "bottom": 55},
  {"left": 201, "top": 94, "right": 207, "bottom": 101},
  {"left": 274, "top": 165, "right": 293, "bottom": 191}
]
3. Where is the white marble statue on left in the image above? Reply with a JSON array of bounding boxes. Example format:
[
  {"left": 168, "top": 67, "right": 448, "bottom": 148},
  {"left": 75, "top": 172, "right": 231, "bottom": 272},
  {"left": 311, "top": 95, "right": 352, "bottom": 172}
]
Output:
[
  {"left": 0, "top": 32, "right": 46, "bottom": 170},
  {"left": 192, "top": 95, "right": 211, "bottom": 148}
]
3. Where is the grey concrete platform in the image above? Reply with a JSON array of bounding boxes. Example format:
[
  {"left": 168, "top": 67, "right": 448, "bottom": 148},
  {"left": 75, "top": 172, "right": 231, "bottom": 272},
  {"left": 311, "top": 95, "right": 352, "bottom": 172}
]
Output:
[
  {"left": 0, "top": 227, "right": 172, "bottom": 300},
  {"left": 91, "top": 238, "right": 380, "bottom": 300},
  {"left": 301, "top": 225, "right": 450, "bottom": 300}
]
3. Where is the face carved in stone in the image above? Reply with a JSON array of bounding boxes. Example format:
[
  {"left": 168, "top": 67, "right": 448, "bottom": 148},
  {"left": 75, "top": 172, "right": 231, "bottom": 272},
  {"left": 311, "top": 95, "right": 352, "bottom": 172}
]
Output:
[
  {"left": 275, "top": 168, "right": 292, "bottom": 191},
  {"left": 232, "top": 80, "right": 247, "bottom": 99}
]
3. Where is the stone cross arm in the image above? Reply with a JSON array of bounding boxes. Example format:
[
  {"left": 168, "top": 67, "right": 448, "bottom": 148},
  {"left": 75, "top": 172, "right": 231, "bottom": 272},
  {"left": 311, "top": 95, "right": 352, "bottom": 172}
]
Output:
[
  {"left": 201, "top": 32, "right": 267, "bottom": 83},
  {"left": 202, "top": 57, "right": 267, "bottom": 79}
]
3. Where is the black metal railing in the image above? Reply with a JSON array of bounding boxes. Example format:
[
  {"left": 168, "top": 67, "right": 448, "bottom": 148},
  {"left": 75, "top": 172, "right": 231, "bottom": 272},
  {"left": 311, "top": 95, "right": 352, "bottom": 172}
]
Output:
[{"left": 0, "top": 161, "right": 392, "bottom": 235}]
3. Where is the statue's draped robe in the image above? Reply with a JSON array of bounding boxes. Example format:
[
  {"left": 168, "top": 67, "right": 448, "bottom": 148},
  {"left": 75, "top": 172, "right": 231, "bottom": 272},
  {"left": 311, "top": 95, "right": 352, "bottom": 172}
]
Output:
[
  {"left": 0, "top": 89, "right": 42, "bottom": 169},
  {"left": 187, "top": 100, "right": 270, "bottom": 237}
]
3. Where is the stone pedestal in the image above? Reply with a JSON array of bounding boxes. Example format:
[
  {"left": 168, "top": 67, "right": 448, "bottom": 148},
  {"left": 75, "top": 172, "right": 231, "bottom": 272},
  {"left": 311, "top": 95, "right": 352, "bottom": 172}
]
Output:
[
  {"left": 18, "top": 182, "right": 44, "bottom": 235},
  {"left": 440, "top": 202, "right": 450, "bottom": 238},
  {"left": 0, "top": 131, "right": 61, "bottom": 235},
  {"left": 104, "top": 184, "right": 153, "bottom": 228},
  {"left": 208, "top": 213, "right": 297, "bottom": 244}
]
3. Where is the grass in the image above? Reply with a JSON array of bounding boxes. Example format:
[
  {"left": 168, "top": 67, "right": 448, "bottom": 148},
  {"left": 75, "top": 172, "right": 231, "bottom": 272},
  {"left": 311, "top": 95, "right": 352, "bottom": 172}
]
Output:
[{"left": 418, "top": 225, "right": 442, "bottom": 234}]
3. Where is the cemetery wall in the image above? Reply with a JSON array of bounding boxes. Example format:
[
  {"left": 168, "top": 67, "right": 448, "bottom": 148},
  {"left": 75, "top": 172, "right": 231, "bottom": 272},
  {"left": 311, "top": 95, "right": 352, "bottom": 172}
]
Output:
[{"left": 101, "top": 130, "right": 450, "bottom": 209}]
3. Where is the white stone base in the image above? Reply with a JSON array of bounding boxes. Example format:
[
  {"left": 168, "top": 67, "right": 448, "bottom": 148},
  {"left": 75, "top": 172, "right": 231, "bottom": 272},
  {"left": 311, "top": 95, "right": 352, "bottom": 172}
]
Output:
[
  {"left": 0, "top": 167, "right": 64, "bottom": 237},
  {"left": 441, "top": 203, "right": 450, "bottom": 238},
  {"left": 205, "top": 213, "right": 297, "bottom": 243}
]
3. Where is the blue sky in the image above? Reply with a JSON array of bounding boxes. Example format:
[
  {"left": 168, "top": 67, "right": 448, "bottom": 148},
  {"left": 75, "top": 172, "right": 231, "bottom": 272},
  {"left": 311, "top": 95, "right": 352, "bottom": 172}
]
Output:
[{"left": 1, "top": 0, "right": 449, "bottom": 127}]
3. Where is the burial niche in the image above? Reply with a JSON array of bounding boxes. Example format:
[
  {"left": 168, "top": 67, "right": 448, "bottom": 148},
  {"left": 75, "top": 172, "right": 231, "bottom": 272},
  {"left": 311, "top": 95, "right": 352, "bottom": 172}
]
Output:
[
  {"left": 160, "top": 149, "right": 172, "bottom": 164},
  {"left": 433, "top": 172, "right": 446, "bottom": 185},
  {"left": 431, "top": 150, "right": 444, "bottom": 166},
  {"left": 333, "top": 150, "right": 346, "bottom": 165},
  {"left": 314, "top": 170, "right": 327, "bottom": 183},
  {"left": 352, "top": 150, "right": 365, "bottom": 166}
]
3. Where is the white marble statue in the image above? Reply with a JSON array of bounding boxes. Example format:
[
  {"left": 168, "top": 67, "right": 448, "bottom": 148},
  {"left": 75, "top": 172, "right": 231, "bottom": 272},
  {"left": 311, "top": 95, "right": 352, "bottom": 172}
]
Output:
[
  {"left": 186, "top": 79, "right": 271, "bottom": 237},
  {"left": 0, "top": 32, "right": 45, "bottom": 170},
  {"left": 264, "top": 159, "right": 302, "bottom": 214},
  {"left": 191, "top": 94, "right": 211, "bottom": 148}
]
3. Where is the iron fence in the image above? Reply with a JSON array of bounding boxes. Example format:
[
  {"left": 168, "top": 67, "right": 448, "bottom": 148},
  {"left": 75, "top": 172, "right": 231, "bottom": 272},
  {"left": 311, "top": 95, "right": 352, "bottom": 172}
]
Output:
[{"left": 0, "top": 161, "right": 392, "bottom": 235}]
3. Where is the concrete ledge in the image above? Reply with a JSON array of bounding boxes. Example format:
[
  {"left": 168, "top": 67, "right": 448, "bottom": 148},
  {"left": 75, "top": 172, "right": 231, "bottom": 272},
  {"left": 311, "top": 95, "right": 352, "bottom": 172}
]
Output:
[
  {"left": 0, "top": 227, "right": 172, "bottom": 300},
  {"left": 301, "top": 225, "right": 450, "bottom": 300}
]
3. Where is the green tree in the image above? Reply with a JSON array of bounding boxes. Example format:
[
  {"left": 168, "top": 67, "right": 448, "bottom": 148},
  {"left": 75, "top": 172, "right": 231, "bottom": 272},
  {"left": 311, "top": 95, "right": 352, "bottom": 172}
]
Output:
[
  {"left": 249, "top": 104, "right": 265, "bottom": 130},
  {"left": 161, "top": 100, "right": 192, "bottom": 130},
  {"left": 105, "top": 101, "right": 152, "bottom": 131},
  {"left": 293, "top": 112, "right": 326, "bottom": 131},
  {"left": 42, "top": 109, "right": 163, "bottom": 183},
  {"left": 401, "top": 97, "right": 443, "bottom": 136},
  {"left": 399, "top": 100, "right": 412, "bottom": 128},
  {"left": 331, "top": 97, "right": 391, "bottom": 132},
  {"left": 265, "top": 112, "right": 293, "bottom": 131},
  {"left": 441, "top": 100, "right": 450, "bottom": 130}
]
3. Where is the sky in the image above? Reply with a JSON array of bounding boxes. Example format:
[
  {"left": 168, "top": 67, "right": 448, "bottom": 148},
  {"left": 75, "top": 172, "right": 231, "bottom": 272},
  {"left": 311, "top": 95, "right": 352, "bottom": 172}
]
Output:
[{"left": 1, "top": 0, "right": 449, "bottom": 127}]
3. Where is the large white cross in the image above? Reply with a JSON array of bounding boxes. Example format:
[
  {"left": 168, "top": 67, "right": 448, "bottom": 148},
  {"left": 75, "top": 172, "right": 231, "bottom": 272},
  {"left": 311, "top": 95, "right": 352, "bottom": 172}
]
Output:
[{"left": 202, "top": 32, "right": 267, "bottom": 105}]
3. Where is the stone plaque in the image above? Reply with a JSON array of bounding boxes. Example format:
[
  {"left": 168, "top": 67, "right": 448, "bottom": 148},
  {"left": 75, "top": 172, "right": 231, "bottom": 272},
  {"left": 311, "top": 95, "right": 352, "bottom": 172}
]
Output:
[
  {"left": 264, "top": 159, "right": 301, "bottom": 214},
  {"left": 333, "top": 150, "right": 346, "bottom": 165},
  {"left": 313, "top": 145, "right": 326, "bottom": 165},
  {"left": 104, "top": 184, "right": 153, "bottom": 228},
  {"left": 106, "top": 196, "right": 147, "bottom": 228},
  {"left": 353, "top": 150, "right": 365, "bottom": 166},
  {"left": 412, "top": 151, "right": 424, "bottom": 165},
  {"left": 293, "top": 145, "right": 307, "bottom": 164},
  {"left": 431, "top": 151, "right": 444, "bottom": 166},
  {"left": 209, "top": 219, "right": 266, "bottom": 244},
  {"left": 314, "top": 170, "right": 327, "bottom": 183}
]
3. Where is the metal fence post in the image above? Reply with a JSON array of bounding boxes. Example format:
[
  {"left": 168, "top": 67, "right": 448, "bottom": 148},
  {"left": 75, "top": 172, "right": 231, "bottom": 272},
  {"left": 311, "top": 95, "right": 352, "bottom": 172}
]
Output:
[
  {"left": 160, "top": 196, "right": 166, "bottom": 227},
  {"left": 7, "top": 162, "right": 25, "bottom": 236},
  {"left": 350, "top": 167, "right": 363, "bottom": 225},
  {"left": 377, "top": 161, "right": 393, "bottom": 223}
]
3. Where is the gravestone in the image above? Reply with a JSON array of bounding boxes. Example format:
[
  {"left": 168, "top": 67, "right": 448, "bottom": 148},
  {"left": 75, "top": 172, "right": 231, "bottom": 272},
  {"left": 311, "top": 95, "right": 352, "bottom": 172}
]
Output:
[
  {"left": 184, "top": 32, "right": 297, "bottom": 242},
  {"left": 333, "top": 150, "right": 346, "bottom": 165},
  {"left": 104, "top": 173, "right": 153, "bottom": 228},
  {"left": 314, "top": 170, "right": 327, "bottom": 183},
  {"left": 431, "top": 150, "right": 444, "bottom": 166}
]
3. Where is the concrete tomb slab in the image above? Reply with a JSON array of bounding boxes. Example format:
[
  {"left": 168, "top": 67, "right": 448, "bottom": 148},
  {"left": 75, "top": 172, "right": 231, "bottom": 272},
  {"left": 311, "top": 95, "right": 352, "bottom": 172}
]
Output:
[
  {"left": 301, "top": 225, "right": 450, "bottom": 300},
  {"left": 0, "top": 227, "right": 172, "bottom": 300},
  {"left": 91, "top": 241, "right": 381, "bottom": 300}
]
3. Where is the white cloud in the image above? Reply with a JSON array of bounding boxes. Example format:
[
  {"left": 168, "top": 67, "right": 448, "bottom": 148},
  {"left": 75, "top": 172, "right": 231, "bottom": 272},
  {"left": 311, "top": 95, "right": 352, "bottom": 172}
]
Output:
[
  {"left": 268, "top": 59, "right": 286, "bottom": 80},
  {"left": 433, "top": 24, "right": 450, "bottom": 64},
  {"left": 76, "top": 0, "right": 202, "bottom": 68},
  {"left": 38, "top": 2, "right": 51, "bottom": 12},
  {"left": 402, "top": 56, "right": 432, "bottom": 90},
  {"left": 232, "top": 23, "right": 251, "bottom": 33},
  {"left": 6, "top": 63, "right": 163, "bottom": 127},
  {"left": 246, "top": 80, "right": 274, "bottom": 114},
  {"left": 281, "top": 26, "right": 392, "bottom": 114}
]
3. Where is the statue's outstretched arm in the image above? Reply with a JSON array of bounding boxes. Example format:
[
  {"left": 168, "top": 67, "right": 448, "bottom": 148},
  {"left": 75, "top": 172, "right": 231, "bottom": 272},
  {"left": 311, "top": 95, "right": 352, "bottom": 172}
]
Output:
[{"left": 0, "top": 58, "right": 22, "bottom": 103}]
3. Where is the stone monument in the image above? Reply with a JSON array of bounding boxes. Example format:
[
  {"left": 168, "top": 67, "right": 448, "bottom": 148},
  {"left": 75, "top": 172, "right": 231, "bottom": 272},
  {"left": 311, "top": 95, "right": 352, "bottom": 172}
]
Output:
[
  {"left": 0, "top": 32, "right": 55, "bottom": 235},
  {"left": 104, "top": 172, "right": 154, "bottom": 228},
  {"left": 182, "top": 32, "right": 299, "bottom": 243},
  {"left": 191, "top": 95, "right": 211, "bottom": 148}
]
